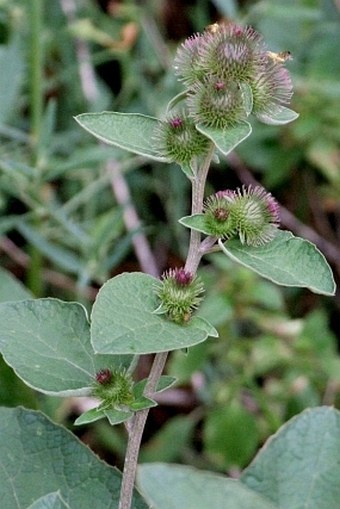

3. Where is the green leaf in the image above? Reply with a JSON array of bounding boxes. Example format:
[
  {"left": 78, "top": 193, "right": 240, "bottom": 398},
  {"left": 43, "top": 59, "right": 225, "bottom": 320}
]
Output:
[
  {"left": 179, "top": 213, "right": 212, "bottom": 235},
  {"left": 166, "top": 91, "right": 187, "bottom": 113},
  {"left": 0, "top": 37, "right": 25, "bottom": 124},
  {"left": 91, "top": 272, "right": 218, "bottom": 354},
  {"left": 219, "top": 230, "right": 336, "bottom": 295},
  {"left": 17, "top": 222, "right": 85, "bottom": 275},
  {"left": 196, "top": 121, "right": 252, "bottom": 156},
  {"left": 129, "top": 396, "right": 157, "bottom": 411},
  {"left": 180, "top": 161, "right": 195, "bottom": 178},
  {"left": 133, "top": 375, "right": 177, "bottom": 399},
  {"left": 74, "top": 406, "right": 133, "bottom": 427},
  {"left": 0, "top": 267, "right": 32, "bottom": 302},
  {"left": 0, "top": 299, "right": 131, "bottom": 396},
  {"left": 256, "top": 105, "right": 299, "bottom": 125},
  {"left": 137, "top": 463, "right": 278, "bottom": 509},
  {"left": 0, "top": 407, "right": 147, "bottom": 509},
  {"left": 74, "top": 406, "right": 106, "bottom": 426},
  {"left": 240, "top": 82, "right": 253, "bottom": 115},
  {"left": 28, "top": 492, "right": 69, "bottom": 509},
  {"left": 204, "top": 401, "right": 259, "bottom": 469},
  {"left": 104, "top": 408, "right": 133, "bottom": 425},
  {"left": 241, "top": 407, "right": 340, "bottom": 509},
  {"left": 75, "top": 112, "right": 169, "bottom": 162}
]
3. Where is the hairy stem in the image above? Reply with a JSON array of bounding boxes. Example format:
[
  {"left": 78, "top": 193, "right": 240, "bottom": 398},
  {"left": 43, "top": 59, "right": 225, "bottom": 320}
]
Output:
[
  {"left": 27, "top": 0, "right": 44, "bottom": 296},
  {"left": 185, "top": 143, "right": 215, "bottom": 274},
  {"left": 118, "top": 145, "right": 215, "bottom": 509},
  {"left": 118, "top": 352, "right": 168, "bottom": 509}
]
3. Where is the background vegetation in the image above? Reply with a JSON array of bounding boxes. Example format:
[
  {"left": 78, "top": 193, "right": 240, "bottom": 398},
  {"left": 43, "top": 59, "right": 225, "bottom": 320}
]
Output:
[{"left": 0, "top": 0, "right": 339, "bottom": 475}]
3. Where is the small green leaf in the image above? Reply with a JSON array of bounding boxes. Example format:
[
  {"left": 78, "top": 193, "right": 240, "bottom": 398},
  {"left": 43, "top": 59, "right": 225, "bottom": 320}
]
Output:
[
  {"left": 196, "top": 121, "right": 252, "bottom": 156},
  {"left": 104, "top": 408, "right": 133, "bottom": 425},
  {"left": 0, "top": 407, "right": 148, "bottom": 509},
  {"left": 180, "top": 161, "right": 195, "bottom": 178},
  {"left": 91, "top": 272, "right": 218, "bottom": 355},
  {"left": 137, "top": 463, "right": 278, "bottom": 509},
  {"left": 240, "top": 82, "right": 253, "bottom": 115},
  {"left": 179, "top": 213, "right": 212, "bottom": 235},
  {"left": 74, "top": 406, "right": 133, "bottom": 426},
  {"left": 133, "top": 375, "right": 177, "bottom": 399},
  {"left": 75, "top": 112, "right": 169, "bottom": 162},
  {"left": 256, "top": 105, "right": 299, "bottom": 125},
  {"left": 241, "top": 407, "right": 340, "bottom": 509},
  {"left": 129, "top": 396, "right": 157, "bottom": 411},
  {"left": 154, "top": 375, "right": 177, "bottom": 393},
  {"left": 74, "top": 406, "right": 105, "bottom": 426},
  {"left": 0, "top": 299, "right": 131, "bottom": 396},
  {"left": 166, "top": 91, "right": 187, "bottom": 113},
  {"left": 219, "top": 230, "right": 336, "bottom": 295}
]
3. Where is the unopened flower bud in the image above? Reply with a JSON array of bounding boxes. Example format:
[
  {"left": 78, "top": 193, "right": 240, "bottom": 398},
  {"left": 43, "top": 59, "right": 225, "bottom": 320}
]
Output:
[
  {"left": 155, "top": 114, "right": 210, "bottom": 167},
  {"left": 154, "top": 267, "right": 204, "bottom": 324},
  {"left": 251, "top": 55, "right": 293, "bottom": 123},
  {"left": 93, "top": 367, "right": 134, "bottom": 408},
  {"left": 187, "top": 78, "right": 247, "bottom": 129},
  {"left": 227, "top": 185, "right": 280, "bottom": 245},
  {"left": 96, "top": 368, "right": 112, "bottom": 385},
  {"left": 198, "top": 23, "right": 265, "bottom": 83},
  {"left": 203, "top": 193, "right": 236, "bottom": 238}
]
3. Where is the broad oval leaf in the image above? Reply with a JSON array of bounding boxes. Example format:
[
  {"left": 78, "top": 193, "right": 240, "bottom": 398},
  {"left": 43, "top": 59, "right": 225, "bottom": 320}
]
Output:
[
  {"left": 91, "top": 272, "right": 218, "bottom": 355},
  {"left": 0, "top": 299, "right": 131, "bottom": 396},
  {"left": 0, "top": 407, "right": 147, "bottom": 509},
  {"left": 75, "top": 112, "right": 170, "bottom": 162},
  {"left": 219, "top": 230, "right": 336, "bottom": 295},
  {"left": 196, "top": 121, "right": 252, "bottom": 156},
  {"left": 241, "top": 406, "right": 340, "bottom": 509},
  {"left": 137, "top": 463, "right": 278, "bottom": 509}
]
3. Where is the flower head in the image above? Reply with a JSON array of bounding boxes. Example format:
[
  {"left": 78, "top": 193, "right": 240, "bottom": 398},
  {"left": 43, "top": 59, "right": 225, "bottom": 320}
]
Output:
[
  {"left": 227, "top": 185, "right": 280, "bottom": 246},
  {"left": 199, "top": 23, "right": 265, "bottom": 83},
  {"left": 251, "top": 54, "right": 293, "bottom": 122},
  {"left": 187, "top": 77, "right": 247, "bottom": 129},
  {"left": 93, "top": 367, "right": 134, "bottom": 408},
  {"left": 173, "top": 33, "right": 207, "bottom": 87},
  {"left": 155, "top": 113, "right": 210, "bottom": 166},
  {"left": 203, "top": 193, "right": 236, "bottom": 238},
  {"left": 172, "top": 22, "right": 296, "bottom": 127},
  {"left": 154, "top": 267, "right": 204, "bottom": 324}
]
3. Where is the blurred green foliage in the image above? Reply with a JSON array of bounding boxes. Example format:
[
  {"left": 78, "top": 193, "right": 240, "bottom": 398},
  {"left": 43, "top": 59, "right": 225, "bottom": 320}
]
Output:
[{"left": 0, "top": 0, "right": 339, "bottom": 473}]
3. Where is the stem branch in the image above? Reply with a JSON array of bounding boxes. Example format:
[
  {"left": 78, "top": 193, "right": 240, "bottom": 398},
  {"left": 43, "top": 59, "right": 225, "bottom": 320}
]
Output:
[{"left": 118, "top": 145, "right": 215, "bottom": 508}]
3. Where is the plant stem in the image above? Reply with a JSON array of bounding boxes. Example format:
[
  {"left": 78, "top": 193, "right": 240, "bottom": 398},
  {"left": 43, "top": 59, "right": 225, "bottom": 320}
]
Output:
[
  {"left": 118, "top": 352, "right": 168, "bottom": 509},
  {"left": 185, "top": 143, "right": 215, "bottom": 274},
  {"left": 118, "top": 145, "right": 215, "bottom": 509},
  {"left": 27, "top": 0, "right": 44, "bottom": 296}
]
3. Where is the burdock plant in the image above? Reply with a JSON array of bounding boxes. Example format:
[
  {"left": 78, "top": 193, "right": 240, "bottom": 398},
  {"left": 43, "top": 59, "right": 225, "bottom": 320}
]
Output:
[{"left": 0, "top": 20, "right": 336, "bottom": 509}]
